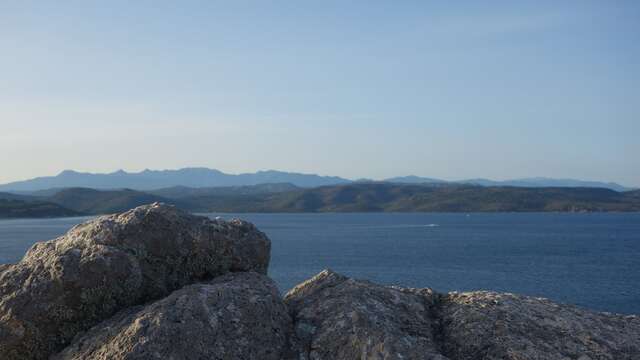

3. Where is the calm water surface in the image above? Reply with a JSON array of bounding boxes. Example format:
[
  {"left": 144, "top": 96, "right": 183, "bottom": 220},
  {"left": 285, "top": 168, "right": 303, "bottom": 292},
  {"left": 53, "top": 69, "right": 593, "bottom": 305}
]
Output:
[{"left": 1, "top": 213, "right": 638, "bottom": 314}]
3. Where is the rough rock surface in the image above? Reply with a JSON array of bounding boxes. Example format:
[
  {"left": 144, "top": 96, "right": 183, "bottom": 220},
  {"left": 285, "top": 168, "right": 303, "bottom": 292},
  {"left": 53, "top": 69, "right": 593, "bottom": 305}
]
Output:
[
  {"left": 285, "top": 270, "right": 640, "bottom": 360},
  {"left": 54, "top": 272, "right": 293, "bottom": 360},
  {"left": 284, "top": 269, "right": 448, "bottom": 360},
  {"left": 440, "top": 291, "right": 640, "bottom": 360},
  {"left": 0, "top": 203, "right": 270, "bottom": 360}
]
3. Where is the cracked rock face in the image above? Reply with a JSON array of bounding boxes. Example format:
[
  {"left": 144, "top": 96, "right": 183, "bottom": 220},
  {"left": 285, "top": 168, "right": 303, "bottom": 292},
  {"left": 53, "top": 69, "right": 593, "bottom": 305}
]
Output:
[
  {"left": 0, "top": 203, "right": 270, "bottom": 360},
  {"left": 285, "top": 270, "right": 640, "bottom": 360},
  {"left": 284, "top": 269, "right": 448, "bottom": 360},
  {"left": 54, "top": 272, "right": 293, "bottom": 360},
  {"left": 440, "top": 291, "right": 640, "bottom": 360}
]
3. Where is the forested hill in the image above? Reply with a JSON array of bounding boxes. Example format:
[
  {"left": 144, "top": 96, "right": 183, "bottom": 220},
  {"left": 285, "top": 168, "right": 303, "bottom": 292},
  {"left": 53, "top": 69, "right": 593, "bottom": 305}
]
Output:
[
  {"left": 0, "top": 199, "right": 82, "bottom": 219},
  {"left": 1, "top": 184, "right": 639, "bottom": 218},
  {"left": 180, "top": 183, "right": 640, "bottom": 213}
]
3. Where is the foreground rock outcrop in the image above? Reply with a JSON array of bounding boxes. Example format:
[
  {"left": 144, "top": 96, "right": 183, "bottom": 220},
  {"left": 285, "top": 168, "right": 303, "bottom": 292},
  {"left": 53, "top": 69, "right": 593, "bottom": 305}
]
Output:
[
  {"left": 0, "top": 203, "right": 270, "bottom": 359},
  {"left": 285, "top": 270, "right": 447, "bottom": 360},
  {"left": 54, "top": 272, "right": 293, "bottom": 360},
  {"left": 440, "top": 291, "right": 640, "bottom": 360},
  {"left": 0, "top": 203, "right": 639, "bottom": 360},
  {"left": 285, "top": 270, "right": 640, "bottom": 360}
]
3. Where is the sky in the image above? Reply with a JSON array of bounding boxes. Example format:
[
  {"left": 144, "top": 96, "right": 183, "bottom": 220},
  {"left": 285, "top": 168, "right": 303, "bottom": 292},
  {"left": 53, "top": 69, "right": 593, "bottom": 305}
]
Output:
[{"left": 1, "top": 1, "right": 639, "bottom": 186}]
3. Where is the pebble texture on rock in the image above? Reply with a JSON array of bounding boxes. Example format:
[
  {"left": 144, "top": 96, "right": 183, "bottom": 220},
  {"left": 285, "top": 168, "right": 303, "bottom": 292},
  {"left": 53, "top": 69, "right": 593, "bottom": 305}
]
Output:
[
  {"left": 440, "top": 291, "right": 640, "bottom": 360},
  {"left": 54, "top": 272, "right": 293, "bottom": 360},
  {"left": 284, "top": 269, "right": 448, "bottom": 360},
  {"left": 0, "top": 203, "right": 270, "bottom": 360}
]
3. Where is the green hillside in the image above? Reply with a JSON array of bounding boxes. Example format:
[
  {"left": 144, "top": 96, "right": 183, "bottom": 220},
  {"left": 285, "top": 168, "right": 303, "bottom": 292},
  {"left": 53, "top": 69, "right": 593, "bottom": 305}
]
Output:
[
  {"left": 0, "top": 199, "right": 81, "bottom": 219},
  {"left": 149, "top": 183, "right": 298, "bottom": 199},
  {"left": 46, "top": 188, "right": 177, "bottom": 214},
  {"left": 180, "top": 184, "right": 640, "bottom": 213},
  {"left": 2, "top": 184, "right": 639, "bottom": 218}
]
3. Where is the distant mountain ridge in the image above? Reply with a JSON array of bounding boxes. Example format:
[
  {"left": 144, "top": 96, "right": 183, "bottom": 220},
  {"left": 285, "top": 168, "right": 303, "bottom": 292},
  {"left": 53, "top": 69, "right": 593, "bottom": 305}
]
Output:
[
  {"left": 458, "top": 177, "right": 632, "bottom": 192},
  {"left": 0, "top": 168, "right": 632, "bottom": 192},
  {"left": 0, "top": 168, "right": 349, "bottom": 192},
  {"left": 384, "top": 176, "right": 445, "bottom": 184}
]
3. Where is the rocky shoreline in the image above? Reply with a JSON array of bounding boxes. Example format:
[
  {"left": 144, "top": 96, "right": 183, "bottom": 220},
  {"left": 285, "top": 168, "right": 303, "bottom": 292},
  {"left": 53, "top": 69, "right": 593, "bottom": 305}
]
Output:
[{"left": 1, "top": 203, "right": 638, "bottom": 359}]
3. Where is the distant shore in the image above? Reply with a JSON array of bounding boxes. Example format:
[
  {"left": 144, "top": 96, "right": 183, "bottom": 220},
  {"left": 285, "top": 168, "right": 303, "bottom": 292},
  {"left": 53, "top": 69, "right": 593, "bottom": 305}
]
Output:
[{"left": 1, "top": 183, "right": 639, "bottom": 219}]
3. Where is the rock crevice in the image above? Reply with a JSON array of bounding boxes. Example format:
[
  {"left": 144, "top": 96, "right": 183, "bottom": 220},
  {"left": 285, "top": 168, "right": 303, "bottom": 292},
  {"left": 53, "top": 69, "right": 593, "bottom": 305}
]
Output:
[
  {"left": 424, "top": 291, "right": 451, "bottom": 359},
  {"left": 284, "top": 269, "right": 449, "bottom": 360}
]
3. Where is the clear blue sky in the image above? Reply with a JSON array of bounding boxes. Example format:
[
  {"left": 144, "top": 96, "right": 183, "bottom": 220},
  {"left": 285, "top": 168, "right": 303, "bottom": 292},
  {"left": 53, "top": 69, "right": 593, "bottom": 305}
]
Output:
[{"left": 1, "top": 1, "right": 638, "bottom": 186}]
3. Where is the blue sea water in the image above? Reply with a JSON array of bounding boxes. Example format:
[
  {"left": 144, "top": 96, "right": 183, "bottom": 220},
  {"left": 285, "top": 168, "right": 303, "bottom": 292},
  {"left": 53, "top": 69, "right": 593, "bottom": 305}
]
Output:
[{"left": 1, "top": 213, "right": 638, "bottom": 314}]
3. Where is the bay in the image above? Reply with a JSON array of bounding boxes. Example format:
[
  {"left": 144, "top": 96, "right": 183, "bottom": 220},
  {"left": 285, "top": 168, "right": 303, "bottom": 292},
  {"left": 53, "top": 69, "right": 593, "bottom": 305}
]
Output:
[{"left": 1, "top": 212, "right": 638, "bottom": 314}]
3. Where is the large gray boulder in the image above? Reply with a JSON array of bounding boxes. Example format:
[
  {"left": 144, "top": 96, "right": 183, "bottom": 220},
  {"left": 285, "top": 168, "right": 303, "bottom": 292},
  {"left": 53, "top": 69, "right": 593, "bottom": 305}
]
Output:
[
  {"left": 284, "top": 269, "right": 448, "bottom": 360},
  {"left": 54, "top": 272, "right": 293, "bottom": 360},
  {"left": 439, "top": 291, "right": 640, "bottom": 360},
  {"left": 0, "top": 203, "right": 270, "bottom": 360},
  {"left": 285, "top": 270, "right": 640, "bottom": 360}
]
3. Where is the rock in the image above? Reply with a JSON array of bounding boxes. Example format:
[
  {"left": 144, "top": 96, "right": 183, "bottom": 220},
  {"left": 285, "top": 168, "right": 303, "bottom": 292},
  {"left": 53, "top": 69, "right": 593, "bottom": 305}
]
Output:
[
  {"left": 440, "top": 291, "right": 640, "bottom": 360},
  {"left": 2, "top": 207, "right": 639, "bottom": 360},
  {"left": 284, "top": 269, "right": 448, "bottom": 360},
  {"left": 54, "top": 272, "right": 293, "bottom": 360},
  {"left": 285, "top": 270, "right": 640, "bottom": 360},
  {"left": 0, "top": 203, "right": 270, "bottom": 360}
]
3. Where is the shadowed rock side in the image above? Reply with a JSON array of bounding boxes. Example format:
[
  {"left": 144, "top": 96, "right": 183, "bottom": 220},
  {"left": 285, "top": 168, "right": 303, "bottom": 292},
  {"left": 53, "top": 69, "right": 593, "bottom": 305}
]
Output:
[
  {"left": 0, "top": 203, "right": 270, "bottom": 360},
  {"left": 440, "top": 291, "right": 640, "bottom": 360},
  {"left": 284, "top": 270, "right": 449, "bottom": 360},
  {"left": 53, "top": 272, "right": 293, "bottom": 360}
]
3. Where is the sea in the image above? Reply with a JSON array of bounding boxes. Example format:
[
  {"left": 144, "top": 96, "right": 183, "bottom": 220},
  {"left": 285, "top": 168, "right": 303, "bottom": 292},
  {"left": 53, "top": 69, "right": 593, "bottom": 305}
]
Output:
[{"left": 1, "top": 212, "right": 638, "bottom": 314}]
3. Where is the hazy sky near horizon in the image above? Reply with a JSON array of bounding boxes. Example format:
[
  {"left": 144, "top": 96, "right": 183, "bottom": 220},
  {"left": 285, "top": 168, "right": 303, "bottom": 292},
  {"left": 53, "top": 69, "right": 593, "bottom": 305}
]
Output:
[{"left": 1, "top": 1, "right": 639, "bottom": 186}]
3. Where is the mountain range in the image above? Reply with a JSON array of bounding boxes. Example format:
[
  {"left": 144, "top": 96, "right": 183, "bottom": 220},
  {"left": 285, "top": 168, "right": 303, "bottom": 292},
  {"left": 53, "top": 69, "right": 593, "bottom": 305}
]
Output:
[
  {"left": 0, "top": 168, "right": 348, "bottom": 192},
  {"left": 0, "top": 168, "right": 633, "bottom": 192}
]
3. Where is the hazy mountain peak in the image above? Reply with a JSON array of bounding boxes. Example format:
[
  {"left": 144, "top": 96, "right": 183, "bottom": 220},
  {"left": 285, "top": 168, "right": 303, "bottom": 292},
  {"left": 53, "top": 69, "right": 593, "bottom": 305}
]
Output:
[
  {"left": 58, "top": 170, "right": 81, "bottom": 176},
  {"left": 458, "top": 178, "right": 630, "bottom": 192},
  {"left": 383, "top": 175, "right": 630, "bottom": 191},
  {"left": 384, "top": 175, "right": 446, "bottom": 184},
  {"left": 0, "top": 169, "right": 632, "bottom": 192},
  {"left": 0, "top": 168, "right": 350, "bottom": 192}
]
